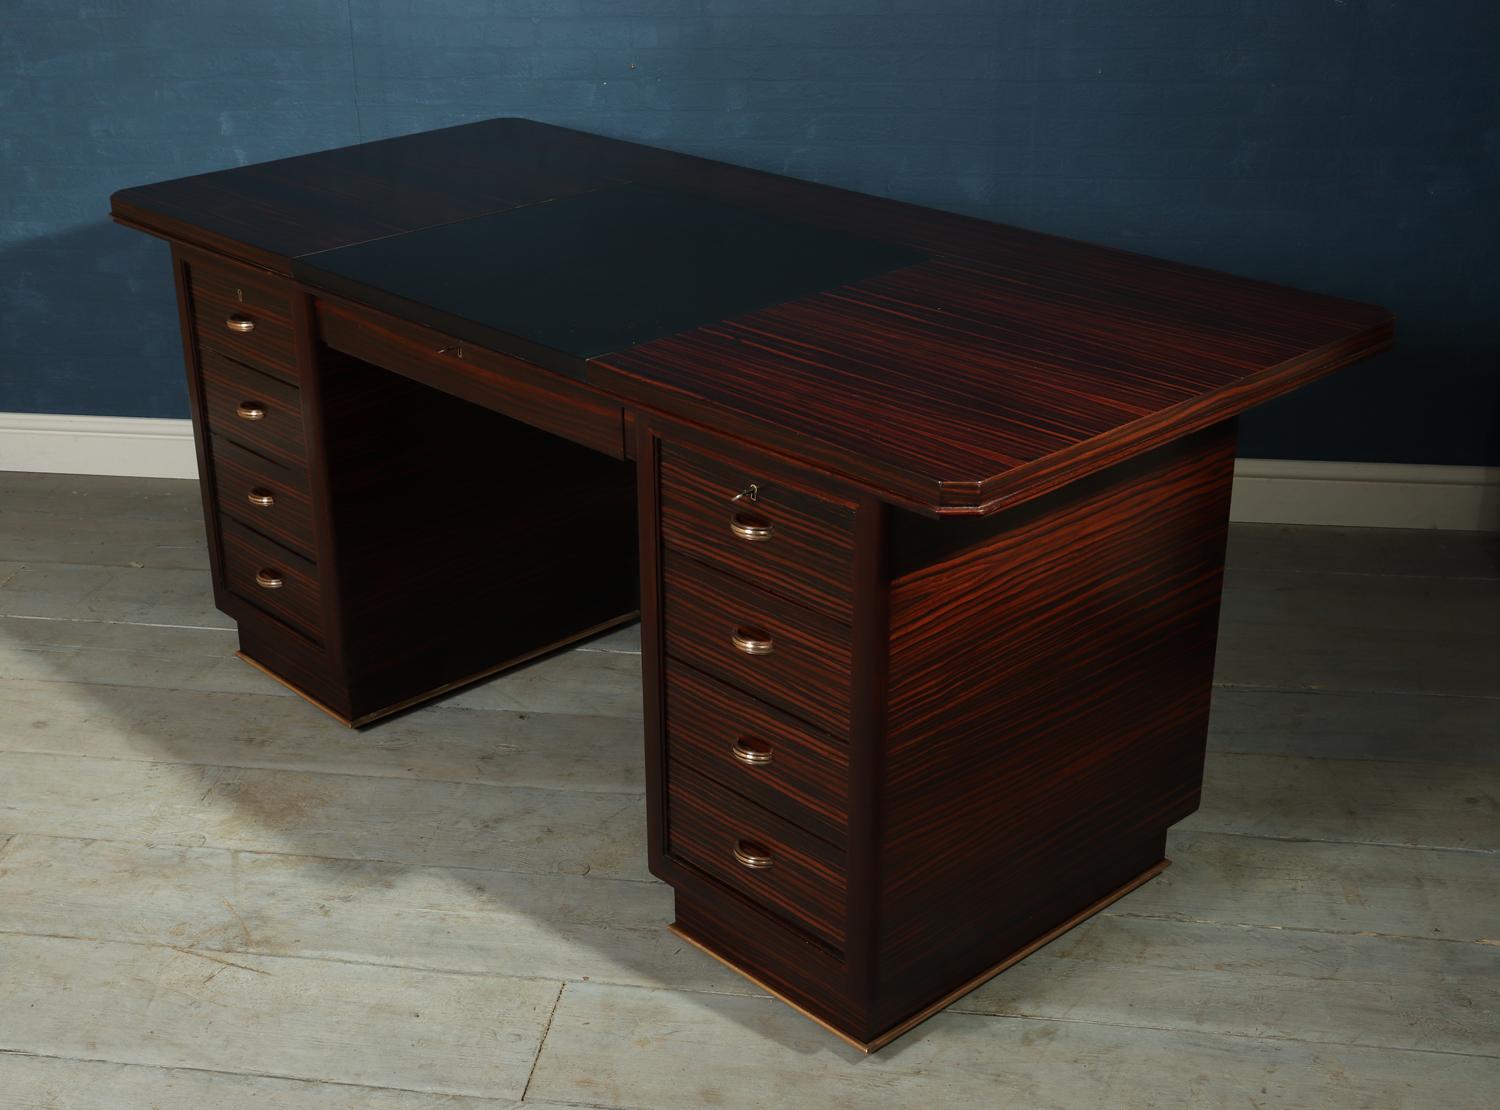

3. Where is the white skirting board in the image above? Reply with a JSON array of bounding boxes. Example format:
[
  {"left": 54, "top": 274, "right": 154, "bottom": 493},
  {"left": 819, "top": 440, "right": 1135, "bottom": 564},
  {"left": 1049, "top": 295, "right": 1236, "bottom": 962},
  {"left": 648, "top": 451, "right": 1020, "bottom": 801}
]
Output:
[
  {"left": 1228, "top": 457, "right": 1499, "bottom": 532},
  {"left": 2, "top": 412, "right": 1497, "bottom": 532},
  {"left": 0, "top": 413, "right": 200, "bottom": 481}
]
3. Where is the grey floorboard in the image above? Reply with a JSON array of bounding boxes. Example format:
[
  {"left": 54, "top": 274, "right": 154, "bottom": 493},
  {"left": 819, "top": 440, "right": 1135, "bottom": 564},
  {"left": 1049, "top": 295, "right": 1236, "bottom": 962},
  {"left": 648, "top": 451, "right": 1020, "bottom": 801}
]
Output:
[
  {"left": 0, "top": 833, "right": 748, "bottom": 996},
  {"left": 0, "top": 676, "right": 644, "bottom": 793},
  {"left": 1, "top": 476, "right": 1495, "bottom": 1108},
  {"left": 957, "top": 912, "right": 1500, "bottom": 1057},
  {"left": 0, "top": 613, "right": 644, "bottom": 718},
  {"left": 0, "top": 749, "right": 653, "bottom": 881},
  {"left": 0, "top": 561, "right": 231, "bottom": 628},
  {"left": 0, "top": 472, "right": 202, "bottom": 520},
  {"left": 1132, "top": 831, "right": 1500, "bottom": 942},
  {"left": 1215, "top": 566, "right": 1500, "bottom": 696},
  {"left": 0, "top": 933, "right": 559, "bottom": 1100},
  {"left": 1208, "top": 687, "right": 1500, "bottom": 765},
  {"left": 0, "top": 1053, "right": 565, "bottom": 1109},
  {"left": 526, "top": 982, "right": 1500, "bottom": 1110},
  {"left": 1225, "top": 522, "right": 1500, "bottom": 579}
]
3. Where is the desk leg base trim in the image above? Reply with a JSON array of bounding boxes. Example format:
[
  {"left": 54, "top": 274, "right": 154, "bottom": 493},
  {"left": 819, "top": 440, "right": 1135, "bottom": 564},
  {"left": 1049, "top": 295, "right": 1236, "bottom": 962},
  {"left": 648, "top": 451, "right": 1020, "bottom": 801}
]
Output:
[
  {"left": 235, "top": 651, "right": 359, "bottom": 726},
  {"left": 671, "top": 856, "right": 1171, "bottom": 1054},
  {"left": 235, "top": 611, "right": 640, "bottom": 728},
  {"left": 667, "top": 923, "right": 874, "bottom": 1054}
]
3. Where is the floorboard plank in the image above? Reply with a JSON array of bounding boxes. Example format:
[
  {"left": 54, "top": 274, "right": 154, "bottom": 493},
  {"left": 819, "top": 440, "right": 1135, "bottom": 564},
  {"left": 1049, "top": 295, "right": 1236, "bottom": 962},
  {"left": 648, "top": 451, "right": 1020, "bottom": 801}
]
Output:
[
  {"left": 1208, "top": 688, "right": 1500, "bottom": 765},
  {"left": 2, "top": 833, "right": 1491, "bottom": 1060},
  {"left": 0, "top": 1052, "right": 566, "bottom": 1109},
  {"left": 0, "top": 834, "right": 746, "bottom": 997},
  {"left": 0, "top": 512, "right": 209, "bottom": 569},
  {"left": 1215, "top": 567, "right": 1500, "bottom": 696},
  {"left": 0, "top": 750, "right": 652, "bottom": 881},
  {"left": 0, "top": 933, "right": 560, "bottom": 1100},
  {"left": 955, "top": 913, "right": 1499, "bottom": 1057},
  {"left": 526, "top": 981, "right": 1500, "bottom": 1110},
  {"left": 1129, "top": 831, "right": 1500, "bottom": 942},
  {"left": 1192, "top": 751, "right": 1499, "bottom": 851},
  {"left": 580, "top": 623, "right": 641, "bottom": 655},
  {"left": 0, "top": 562, "right": 230, "bottom": 628},
  {"left": 0, "top": 678, "right": 643, "bottom": 793},
  {"left": 1225, "top": 524, "right": 1500, "bottom": 579},
  {"left": 0, "top": 615, "right": 644, "bottom": 718},
  {"left": 0, "top": 473, "right": 202, "bottom": 520},
  {"left": 1220, "top": 568, "right": 1500, "bottom": 637}
]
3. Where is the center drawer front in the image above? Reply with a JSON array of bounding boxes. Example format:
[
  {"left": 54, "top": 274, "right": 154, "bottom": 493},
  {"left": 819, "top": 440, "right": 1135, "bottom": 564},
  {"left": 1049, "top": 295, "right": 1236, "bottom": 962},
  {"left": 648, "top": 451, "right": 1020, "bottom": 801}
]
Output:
[
  {"left": 659, "top": 442, "right": 856, "bottom": 623},
  {"left": 199, "top": 349, "right": 307, "bottom": 468},
  {"left": 187, "top": 259, "right": 298, "bottom": 382},
  {"left": 662, "top": 551, "right": 852, "bottom": 737},
  {"left": 666, "top": 666, "right": 848, "bottom": 847},
  {"left": 668, "top": 762, "right": 847, "bottom": 948},
  {"left": 220, "top": 517, "right": 323, "bottom": 642},
  {"left": 210, "top": 436, "right": 315, "bottom": 560},
  {"left": 315, "top": 297, "right": 626, "bottom": 460}
]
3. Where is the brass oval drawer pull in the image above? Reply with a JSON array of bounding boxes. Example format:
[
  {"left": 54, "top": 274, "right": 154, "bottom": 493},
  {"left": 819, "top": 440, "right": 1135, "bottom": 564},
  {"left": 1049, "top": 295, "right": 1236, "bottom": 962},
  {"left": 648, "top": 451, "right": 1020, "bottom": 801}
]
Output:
[
  {"left": 247, "top": 488, "right": 276, "bottom": 508},
  {"left": 236, "top": 401, "right": 266, "bottom": 421},
  {"left": 254, "top": 569, "right": 285, "bottom": 590},
  {"left": 731, "top": 739, "right": 773, "bottom": 767},
  {"left": 226, "top": 314, "right": 256, "bottom": 333},
  {"left": 731, "top": 626, "right": 774, "bottom": 656},
  {"left": 729, "top": 512, "right": 774, "bottom": 543},
  {"left": 733, "top": 840, "right": 774, "bottom": 870}
]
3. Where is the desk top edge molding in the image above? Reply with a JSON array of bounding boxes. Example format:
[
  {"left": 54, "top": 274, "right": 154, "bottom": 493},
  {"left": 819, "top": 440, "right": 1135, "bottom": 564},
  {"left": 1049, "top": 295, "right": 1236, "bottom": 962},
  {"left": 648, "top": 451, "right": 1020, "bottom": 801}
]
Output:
[{"left": 111, "top": 116, "right": 1395, "bottom": 517}]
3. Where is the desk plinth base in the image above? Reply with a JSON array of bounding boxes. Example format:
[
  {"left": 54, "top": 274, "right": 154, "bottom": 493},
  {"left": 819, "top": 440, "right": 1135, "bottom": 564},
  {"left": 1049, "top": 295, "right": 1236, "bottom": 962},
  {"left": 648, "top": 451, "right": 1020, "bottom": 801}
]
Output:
[{"left": 671, "top": 850, "right": 1171, "bottom": 1053}]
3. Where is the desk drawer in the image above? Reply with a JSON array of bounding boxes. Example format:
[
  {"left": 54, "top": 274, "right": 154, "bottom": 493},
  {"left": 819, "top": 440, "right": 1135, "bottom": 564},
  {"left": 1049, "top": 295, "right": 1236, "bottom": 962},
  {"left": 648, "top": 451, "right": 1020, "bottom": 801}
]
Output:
[
  {"left": 186, "top": 258, "right": 298, "bottom": 382},
  {"left": 666, "top": 665, "right": 847, "bottom": 846},
  {"left": 220, "top": 517, "right": 323, "bottom": 642},
  {"left": 660, "top": 442, "right": 856, "bottom": 623},
  {"left": 662, "top": 551, "right": 851, "bottom": 736},
  {"left": 315, "top": 298, "right": 625, "bottom": 459},
  {"left": 210, "top": 436, "right": 315, "bottom": 559},
  {"left": 668, "top": 761, "right": 846, "bottom": 948},
  {"left": 200, "top": 349, "right": 307, "bottom": 468}
]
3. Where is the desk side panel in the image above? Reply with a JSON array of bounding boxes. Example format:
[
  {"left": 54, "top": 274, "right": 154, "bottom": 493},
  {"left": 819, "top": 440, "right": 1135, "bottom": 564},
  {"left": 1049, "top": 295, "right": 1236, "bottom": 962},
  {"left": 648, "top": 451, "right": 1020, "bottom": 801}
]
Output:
[{"left": 875, "top": 422, "right": 1236, "bottom": 1030}]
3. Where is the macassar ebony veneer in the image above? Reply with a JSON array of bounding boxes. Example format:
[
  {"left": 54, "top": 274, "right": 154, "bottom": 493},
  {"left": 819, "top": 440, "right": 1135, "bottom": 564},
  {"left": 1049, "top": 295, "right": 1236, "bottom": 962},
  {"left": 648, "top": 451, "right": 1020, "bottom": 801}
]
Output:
[{"left": 113, "top": 117, "right": 1393, "bottom": 1050}]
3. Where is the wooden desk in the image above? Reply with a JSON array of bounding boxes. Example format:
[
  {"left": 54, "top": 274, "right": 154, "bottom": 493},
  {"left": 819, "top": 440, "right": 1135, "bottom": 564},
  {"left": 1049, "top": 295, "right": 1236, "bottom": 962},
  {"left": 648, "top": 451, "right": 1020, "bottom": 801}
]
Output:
[{"left": 111, "top": 117, "right": 1393, "bottom": 1051}]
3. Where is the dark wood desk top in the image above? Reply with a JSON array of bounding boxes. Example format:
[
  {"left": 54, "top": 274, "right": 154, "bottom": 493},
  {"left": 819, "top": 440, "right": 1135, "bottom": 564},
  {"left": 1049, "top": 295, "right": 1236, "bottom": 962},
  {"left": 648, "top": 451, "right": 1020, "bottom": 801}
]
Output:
[
  {"left": 293, "top": 183, "right": 924, "bottom": 373},
  {"left": 112, "top": 116, "right": 1393, "bottom": 514}
]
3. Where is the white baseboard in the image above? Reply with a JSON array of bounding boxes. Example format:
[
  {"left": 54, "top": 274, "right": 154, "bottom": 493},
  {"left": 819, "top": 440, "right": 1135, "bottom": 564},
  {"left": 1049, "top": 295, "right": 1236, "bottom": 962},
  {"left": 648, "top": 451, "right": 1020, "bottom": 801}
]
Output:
[
  {"left": 1230, "top": 458, "right": 1499, "bottom": 532},
  {"left": 2, "top": 412, "right": 1496, "bottom": 531},
  {"left": 0, "top": 413, "right": 197, "bottom": 480}
]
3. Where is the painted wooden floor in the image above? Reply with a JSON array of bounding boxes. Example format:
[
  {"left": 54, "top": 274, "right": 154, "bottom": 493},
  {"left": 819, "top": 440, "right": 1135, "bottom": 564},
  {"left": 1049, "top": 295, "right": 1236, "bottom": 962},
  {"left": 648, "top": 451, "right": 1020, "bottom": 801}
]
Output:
[{"left": 0, "top": 471, "right": 1496, "bottom": 1109}]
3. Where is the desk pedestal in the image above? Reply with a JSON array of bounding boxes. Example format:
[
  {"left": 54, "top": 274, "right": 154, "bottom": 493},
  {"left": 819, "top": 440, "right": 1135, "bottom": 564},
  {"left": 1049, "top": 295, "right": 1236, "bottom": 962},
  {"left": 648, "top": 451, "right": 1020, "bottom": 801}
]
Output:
[{"left": 637, "top": 418, "right": 1234, "bottom": 1049}]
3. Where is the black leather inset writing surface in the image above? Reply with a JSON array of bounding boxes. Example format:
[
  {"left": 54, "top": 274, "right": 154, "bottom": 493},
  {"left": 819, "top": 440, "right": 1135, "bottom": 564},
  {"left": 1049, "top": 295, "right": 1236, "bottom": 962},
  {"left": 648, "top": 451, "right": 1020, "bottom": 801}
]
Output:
[{"left": 292, "top": 184, "right": 925, "bottom": 375}]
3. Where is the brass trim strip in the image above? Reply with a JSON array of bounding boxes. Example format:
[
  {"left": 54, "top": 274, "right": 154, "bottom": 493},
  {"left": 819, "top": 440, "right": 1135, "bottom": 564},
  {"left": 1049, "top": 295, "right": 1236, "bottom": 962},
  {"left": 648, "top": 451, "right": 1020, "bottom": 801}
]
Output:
[{"left": 670, "top": 856, "right": 1171, "bottom": 1054}]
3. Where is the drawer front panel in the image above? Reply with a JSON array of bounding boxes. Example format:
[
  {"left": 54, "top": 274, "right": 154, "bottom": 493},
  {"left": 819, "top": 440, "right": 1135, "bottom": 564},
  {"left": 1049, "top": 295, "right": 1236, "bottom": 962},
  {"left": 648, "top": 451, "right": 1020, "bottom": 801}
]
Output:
[
  {"left": 187, "top": 259, "right": 298, "bottom": 381},
  {"left": 211, "top": 436, "right": 316, "bottom": 559},
  {"left": 666, "top": 665, "right": 848, "bottom": 846},
  {"left": 660, "top": 442, "right": 856, "bottom": 623},
  {"left": 220, "top": 517, "right": 323, "bottom": 642},
  {"left": 316, "top": 298, "right": 625, "bottom": 459},
  {"left": 199, "top": 349, "right": 307, "bottom": 467},
  {"left": 662, "top": 551, "right": 851, "bottom": 736},
  {"left": 668, "top": 761, "right": 847, "bottom": 948}
]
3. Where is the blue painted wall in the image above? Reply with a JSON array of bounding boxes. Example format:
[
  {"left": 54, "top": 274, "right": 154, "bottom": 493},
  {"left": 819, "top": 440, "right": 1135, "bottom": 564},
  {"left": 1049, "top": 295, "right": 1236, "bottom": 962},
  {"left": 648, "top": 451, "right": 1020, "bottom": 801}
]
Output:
[{"left": 4, "top": 1, "right": 1496, "bottom": 464}]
